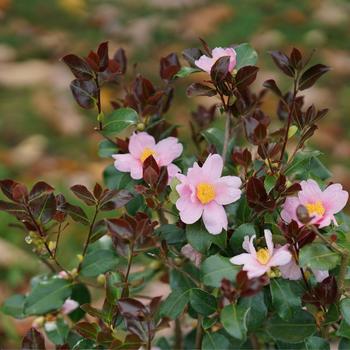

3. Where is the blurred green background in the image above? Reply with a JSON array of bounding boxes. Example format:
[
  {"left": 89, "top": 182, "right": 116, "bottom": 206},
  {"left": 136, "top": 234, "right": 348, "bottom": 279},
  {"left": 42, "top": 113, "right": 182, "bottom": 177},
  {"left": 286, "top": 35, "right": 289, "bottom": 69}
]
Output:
[{"left": 0, "top": 0, "right": 350, "bottom": 346}]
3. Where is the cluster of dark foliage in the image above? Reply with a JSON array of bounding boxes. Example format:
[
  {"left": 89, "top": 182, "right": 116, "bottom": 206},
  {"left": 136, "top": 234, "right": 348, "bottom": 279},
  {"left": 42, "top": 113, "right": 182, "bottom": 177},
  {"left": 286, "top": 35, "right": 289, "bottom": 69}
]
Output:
[{"left": 1, "top": 39, "right": 350, "bottom": 350}]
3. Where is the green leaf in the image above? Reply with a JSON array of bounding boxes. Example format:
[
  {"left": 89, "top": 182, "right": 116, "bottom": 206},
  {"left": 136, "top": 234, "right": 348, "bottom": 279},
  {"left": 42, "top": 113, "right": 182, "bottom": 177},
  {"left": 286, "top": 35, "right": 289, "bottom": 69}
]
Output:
[
  {"left": 270, "top": 279, "right": 301, "bottom": 320},
  {"left": 45, "top": 318, "right": 69, "bottom": 345},
  {"left": 159, "top": 289, "right": 191, "bottom": 319},
  {"left": 202, "top": 332, "right": 230, "bottom": 350},
  {"left": 102, "top": 108, "right": 138, "bottom": 136},
  {"left": 229, "top": 223, "right": 256, "bottom": 254},
  {"left": 69, "top": 283, "right": 91, "bottom": 322},
  {"left": 201, "top": 255, "right": 240, "bottom": 287},
  {"left": 339, "top": 337, "right": 350, "bottom": 350},
  {"left": 304, "top": 336, "right": 330, "bottom": 350},
  {"left": 156, "top": 224, "right": 186, "bottom": 245},
  {"left": 337, "top": 320, "right": 350, "bottom": 339},
  {"left": 220, "top": 303, "right": 249, "bottom": 341},
  {"left": 238, "top": 292, "right": 267, "bottom": 330},
  {"left": 285, "top": 151, "right": 320, "bottom": 178},
  {"left": 106, "top": 271, "right": 123, "bottom": 304},
  {"left": 299, "top": 243, "right": 340, "bottom": 270},
  {"left": 98, "top": 139, "right": 118, "bottom": 158},
  {"left": 1, "top": 294, "right": 26, "bottom": 319},
  {"left": 308, "top": 157, "right": 332, "bottom": 180},
  {"left": 103, "top": 165, "right": 134, "bottom": 191},
  {"left": 186, "top": 221, "right": 212, "bottom": 253},
  {"left": 80, "top": 249, "right": 119, "bottom": 277},
  {"left": 189, "top": 289, "right": 217, "bottom": 316},
  {"left": 266, "top": 310, "right": 317, "bottom": 343},
  {"left": 235, "top": 43, "right": 258, "bottom": 69},
  {"left": 341, "top": 298, "right": 350, "bottom": 325},
  {"left": 264, "top": 175, "right": 277, "bottom": 193},
  {"left": 201, "top": 128, "right": 224, "bottom": 154},
  {"left": 174, "top": 66, "right": 200, "bottom": 78},
  {"left": 25, "top": 278, "right": 72, "bottom": 315}
]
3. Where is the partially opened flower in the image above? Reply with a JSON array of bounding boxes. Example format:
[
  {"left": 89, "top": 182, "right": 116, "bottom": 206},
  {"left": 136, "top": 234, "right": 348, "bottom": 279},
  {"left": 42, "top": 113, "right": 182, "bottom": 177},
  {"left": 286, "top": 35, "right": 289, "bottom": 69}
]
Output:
[
  {"left": 279, "top": 257, "right": 329, "bottom": 282},
  {"left": 113, "top": 132, "right": 183, "bottom": 182},
  {"left": 281, "top": 179, "right": 348, "bottom": 228},
  {"left": 176, "top": 154, "right": 241, "bottom": 234},
  {"left": 61, "top": 298, "right": 79, "bottom": 314},
  {"left": 195, "top": 47, "right": 237, "bottom": 74},
  {"left": 230, "top": 230, "right": 291, "bottom": 279}
]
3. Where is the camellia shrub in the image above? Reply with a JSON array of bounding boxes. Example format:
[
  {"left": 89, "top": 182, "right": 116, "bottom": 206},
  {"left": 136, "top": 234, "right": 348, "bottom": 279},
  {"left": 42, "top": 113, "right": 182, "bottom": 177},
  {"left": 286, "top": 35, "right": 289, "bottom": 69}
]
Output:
[{"left": 1, "top": 40, "right": 350, "bottom": 350}]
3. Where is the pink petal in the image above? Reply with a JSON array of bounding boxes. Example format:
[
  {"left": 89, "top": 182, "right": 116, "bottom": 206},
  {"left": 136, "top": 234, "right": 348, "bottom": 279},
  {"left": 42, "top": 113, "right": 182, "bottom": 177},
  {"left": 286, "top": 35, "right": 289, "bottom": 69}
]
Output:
[
  {"left": 230, "top": 253, "right": 255, "bottom": 265},
  {"left": 281, "top": 196, "right": 300, "bottom": 223},
  {"left": 195, "top": 55, "right": 214, "bottom": 73},
  {"left": 62, "top": 299, "right": 79, "bottom": 314},
  {"left": 214, "top": 176, "right": 242, "bottom": 205},
  {"left": 202, "top": 201, "right": 227, "bottom": 235},
  {"left": 264, "top": 229, "right": 274, "bottom": 256},
  {"left": 176, "top": 197, "right": 203, "bottom": 224},
  {"left": 113, "top": 153, "right": 143, "bottom": 180},
  {"left": 311, "top": 269, "right": 329, "bottom": 282},
  {"left": 155, "top": 137, "right": 183, "bottom": 166},
  {"left": 317, "top": 214, "right": 333, "bottom": 228},
  {"left": 244, "top": 262, "right": 269, "bottom": 278},
  {"left": 242, "top": 235, "right": 251, "bottom": 253},
  {"left": 128, "top": 132, "right": 156, "bottom": 158},
  {"left": 322, "top": 183, "right": 348, "bottom": 213},
  {"left": 202, "top": 154, "right": 223, "bottom": 181},
  {"left": 248, "top": 235, "right": 257, "bottom": 258},
  {"left": 298, "top": 179, "right": 323, "bottom": 204},
  {"left": 167, "top": 163, "right": 181, "bottom": 183},
  {"left": 268, "top": 248, "right": 291, "bottom": 267},
  {"left": 279, "top": 259, "right": 302, "bottom": 280}
]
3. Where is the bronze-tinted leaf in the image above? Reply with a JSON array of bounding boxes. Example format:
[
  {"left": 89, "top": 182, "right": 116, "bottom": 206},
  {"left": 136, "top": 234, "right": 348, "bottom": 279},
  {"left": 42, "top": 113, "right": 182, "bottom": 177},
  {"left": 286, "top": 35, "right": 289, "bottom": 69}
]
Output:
[
  {"left": 29, "top": 182, "right": 54, "bottom": 202},
  {"left": 70, "top": 79, "right": 98, "bottom": 109},
  {"left": 70, "top": 185, "right": 96, "bottom": 206},
  {"left": 210, "top": 56, "right": 230, "bottom": 84},
  {"left": 235, "top": 65, "right": 259, "bottom": 91},
  {"left": 186, "top": 83, "right": 217, "bottom": 97},
  {"left": 160, "top": 53, "right": 181, "bottom": 80},
  {"left": 61, "top": 54, "right": 94, "bottom": 80},
  {"left": 269, "top": 51, "right": 294, "bottom": 77},
  {"left": 114, "top": 48, "right": 127, "bottom": 74},
  {"left": 263, "top": 79, "right": 283, "bottom": 98},
  {"left": 299, "top": 64, "right": 330, "bottom": 91},
  {"left": 97, "top": 41, "right": 109, "bottom": 71},
  {"left": 22, "top": 327, "right": 46, "bottom": 350}
]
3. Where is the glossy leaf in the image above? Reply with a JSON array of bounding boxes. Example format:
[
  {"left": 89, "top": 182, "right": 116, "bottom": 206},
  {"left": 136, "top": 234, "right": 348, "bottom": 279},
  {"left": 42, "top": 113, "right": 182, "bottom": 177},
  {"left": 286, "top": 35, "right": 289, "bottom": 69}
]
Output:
[
  {"left": 62, "top": 54, "right": 94, "bottom": 80},
  {"left": 234, "top": 43, "right": 258, "bottom": 69},
  {"left": 103, "top": 108, "right": 138, "bottom": 136},
  {"left": 70, "top": 79, "right": 97, "bottom": 109},
  {"left": 189, "top": 289, "right": 217, "bottom": 316},
  {"left": 299, "top": 64, "right": 330, "bottom": 91},
  {"left": 299, "top": 243, "right": 340, "bottom": 270},
  {"left": 201, "top": 255, "right": 240, "bottom": 287},
  {"left": 159, "top": 289, "right": 191, "bottom": 319},
  {"left": 220, "top": 303, "right": 249, "bottom": 341},
  {"left": 80, "top": 249, "right": 119, "bottom": 277}
]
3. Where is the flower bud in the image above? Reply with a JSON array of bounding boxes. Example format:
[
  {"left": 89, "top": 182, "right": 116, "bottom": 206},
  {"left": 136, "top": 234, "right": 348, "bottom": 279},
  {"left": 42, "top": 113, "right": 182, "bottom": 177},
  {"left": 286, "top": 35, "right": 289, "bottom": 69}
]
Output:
[
  {"left": 97, "top": 274, "right": 106, "bottom": 285},
  {"left": 296, "top": 205, "right": 311, "bottom": 224}
]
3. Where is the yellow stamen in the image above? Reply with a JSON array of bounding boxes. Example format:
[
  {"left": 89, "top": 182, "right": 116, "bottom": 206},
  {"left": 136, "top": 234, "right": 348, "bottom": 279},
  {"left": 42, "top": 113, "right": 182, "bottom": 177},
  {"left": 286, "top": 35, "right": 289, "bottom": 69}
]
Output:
[
  {"left": 305, "top": 201, "right": 325, "bottom": 216},
  {"left": 196, "top": 183, "right": 216, "bottom": 204},
  {"left": 256, "top": 248, "right": 270, "bottom": 265},
  {"left": 140, "top": 148, "right": 156, "bottom": 163}
]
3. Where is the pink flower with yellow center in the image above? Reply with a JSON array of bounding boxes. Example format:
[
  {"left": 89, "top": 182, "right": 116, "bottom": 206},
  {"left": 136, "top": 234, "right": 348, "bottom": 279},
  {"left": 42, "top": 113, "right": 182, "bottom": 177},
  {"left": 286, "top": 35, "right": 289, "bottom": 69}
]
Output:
[
  {"left": 195, "top": 47, "right": 237, "bottom": 74},
  {"left": 112, "top": 132, "right": 183, "bottom": 182},
  {"left": 281, "top": 179, "right": 348, "bottom": 228},
  {"left": 230, "top": 230, "right": 292, "bottom": 279},
  {"left": 175, "top": 154, "right": 242, "bottom": 235}
]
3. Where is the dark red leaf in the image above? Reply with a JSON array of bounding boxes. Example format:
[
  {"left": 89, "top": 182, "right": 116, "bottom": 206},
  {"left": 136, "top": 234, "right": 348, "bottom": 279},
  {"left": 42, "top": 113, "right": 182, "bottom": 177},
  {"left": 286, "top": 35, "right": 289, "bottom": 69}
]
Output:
[
  {"left": 62, "top": 202, "right": 89, "bottom": 225},
  {"left": 61, "top": 54, "right": 94, "bottom": 80},
  {"left": 30, "top": 193, "right": 57, "bottom": 225},
  {"left": 235, "top": 65, "right": 259, "bottom": 91},
  {"left": 299, "top": 64, "right": 330, "bottom": 90},
  {"left": 22, "top": 327, "right": 46, "bottom": 350},
  {"left": 0, "top": 179, "right": 21, "bottom": 201},
  {"left": 210, "top": 56, "right": 230, "bottom": 84},
  {"left": 113, "top": 48, "right": 127, "bottom": 74},
  {"left": 160, "top": 53, "right": 181, "bottom": 80},
  {"left": 186, "top": 83, "right": 217, "bottom": 97},
  {"left": 29, "top": 182, "right": 54, "bottom": 202},
  {"left": 12, "top": 183, "right": 28, "bottom": 202},
  {"left": 73, "top": 322, "right": 99, "bottom": 341},
  {"left": 70, "top": 185, "right": 96, "bottom": 206},
  {"left": 269, "top": 51, "right": 295, "bottom": 77},
  {"left": 97, "top": 41, "right": 109, "bottom": 71},
  {"left": 70, "top": 79, "right": 98, "bottom": 109},
  {"left": 290, "top": 48, "right": 303, "bottom": 70},
  {"left": 106, "top": 218, "right": 133, "bottom": 240},
  {"left": 86, "top": 50, "right": 99, "bottom": 72},
  {"left": 93, "top": 183, "right": 103, "bottom": 200},
  {"left": 143, "top": 156, "right": 160, "bottom": 187},
  {"left": 199, "top": 37, "right": 211, "bottom": 56},
  {"left": 263, "top": 79, "right": 283, "bottom": 98},
  {"left": 118, "top": 298, "right": 148, "bottom": 320},
  {"left": 182, "top": 47, "right": 203, "bottom": 66}
]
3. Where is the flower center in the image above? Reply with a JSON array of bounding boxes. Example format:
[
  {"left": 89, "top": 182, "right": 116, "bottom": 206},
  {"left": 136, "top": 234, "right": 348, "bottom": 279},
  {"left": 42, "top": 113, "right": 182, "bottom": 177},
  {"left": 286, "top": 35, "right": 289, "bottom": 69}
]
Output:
[
  {"left": 140, "top": 148, "right": 156, "bottom": 163},
  {"left": 256, "top": 248, "right": 270, "bottom": 265},
  {"left": 305, "top": 201, "right": 325, "bottom": 216},
  {"left": 196, "top": 183, "right": 216, "bottom": 204}
]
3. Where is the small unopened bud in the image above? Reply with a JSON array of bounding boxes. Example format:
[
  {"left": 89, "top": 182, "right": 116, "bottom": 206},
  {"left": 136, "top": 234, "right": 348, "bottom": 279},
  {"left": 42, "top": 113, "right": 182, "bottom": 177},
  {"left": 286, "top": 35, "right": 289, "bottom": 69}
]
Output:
[
  {"left": 173, "top": 257, "right": 182, "bottom": 266},
  {"left": 97, "top": 274, "right": 106, "bottom": 285},
  {"left": 77, "top": 254, "right": 83, "bottom": 262},
  {"left": 149, "top": 260, "right": 162, "bottom": 270},
  {"left": 70, "top": 268, "right": 78, "bottom": 278},
  {"left": 48, "top": 241, "right": 56, "bottom": 251},
  {"left": 296, "top": 205, "right": 311, "bottom": 224},
  {"left": 137, "top": 122, "right": 145, "bottom": 131},
  {"left": 32, "top": 316, "right": 45, "bottom": 328}
]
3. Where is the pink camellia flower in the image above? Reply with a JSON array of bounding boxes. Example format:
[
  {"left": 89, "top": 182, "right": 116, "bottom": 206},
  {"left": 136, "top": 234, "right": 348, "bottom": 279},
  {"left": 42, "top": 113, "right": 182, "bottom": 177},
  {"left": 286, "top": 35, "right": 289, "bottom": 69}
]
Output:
[
  {"left": 279, "top": 257, "right": 329, "bottom": 282},
  {"left": 230, "top": 230, "right": 292, "bottom": 279},
  {"left": 112, "top": 132, "right": 183, "bottom": 182},
  {"left": 195, "top": 47, "right": 237, "bottom": 74},
  {"left": 176, "top": 154, "right": 241, "bottom": 235},
  {"left": 281, "top": 179, "right": 348, "bottom": 228},
  {"left": 61, "top": 298, "right": 79, "bottom": 314}
]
